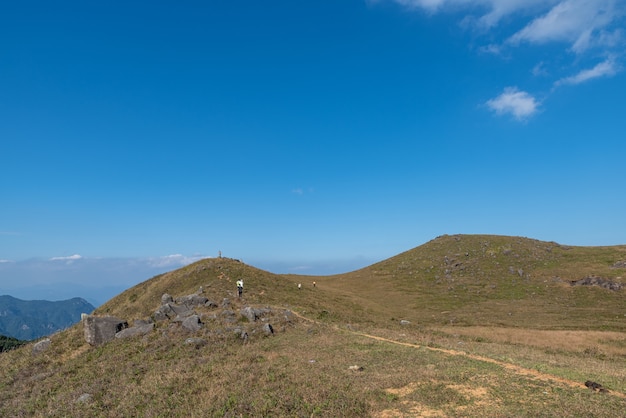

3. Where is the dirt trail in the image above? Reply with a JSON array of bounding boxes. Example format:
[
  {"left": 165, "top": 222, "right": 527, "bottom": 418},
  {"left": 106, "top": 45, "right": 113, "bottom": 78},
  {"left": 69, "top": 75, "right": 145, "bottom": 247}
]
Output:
[{"left": 290, "top": 309, "right": 626, "bottom": 399}]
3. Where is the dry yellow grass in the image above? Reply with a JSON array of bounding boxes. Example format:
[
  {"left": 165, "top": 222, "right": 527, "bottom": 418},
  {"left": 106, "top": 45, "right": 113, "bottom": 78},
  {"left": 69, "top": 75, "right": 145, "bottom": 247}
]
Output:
[
  {"left": 2, "top": 235, "right": 626, "bottom": 416},
  {"left": 435, "top": 326, "right": 626, "bottom": 356}
]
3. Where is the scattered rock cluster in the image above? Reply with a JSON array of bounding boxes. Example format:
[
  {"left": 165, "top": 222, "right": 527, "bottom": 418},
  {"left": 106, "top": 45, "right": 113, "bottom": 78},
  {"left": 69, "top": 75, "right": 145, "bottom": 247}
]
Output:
[
  {"left": 570, "top": 276, "right": 622, "bottom": 291},
  {"left": 612, "top": 260, "right": 626, "bottom": 269},
  {"left": 79, "top": 289, "right": 293, "bottom": 348}
]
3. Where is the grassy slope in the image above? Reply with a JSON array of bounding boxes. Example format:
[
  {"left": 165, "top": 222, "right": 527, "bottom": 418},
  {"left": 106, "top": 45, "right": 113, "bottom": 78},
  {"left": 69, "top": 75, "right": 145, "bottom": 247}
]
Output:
[{"left": 1, "top": 235, "right": 625, "bottom": 417}]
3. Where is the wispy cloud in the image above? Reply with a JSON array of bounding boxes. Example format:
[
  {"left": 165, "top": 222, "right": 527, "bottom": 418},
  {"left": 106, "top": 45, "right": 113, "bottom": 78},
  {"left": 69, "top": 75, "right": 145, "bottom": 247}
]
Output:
[
  {"left": 379, "top": 0, "right": 626, "bottom": 118},
  {"left": 50, "top": 254, "right": 83, "bottom": 262},
  {"left": 486, "top": 87, "right": 540, "bottom": 120},
  {"left": 145, "top": 254, "right": 207, "bottom": 268},
  {"left": 385, "top": 0, "right": 624, "bottom": 44},
  {"left": 532, "top": 61, "right": 549, "bottom": 77},
  {"left": 507, "top": 0, "right": 623, "bottom": 54},
  {"left": 555, "top": 56, "right": 620, "bottom": 85},
  {"left": 292, "top": 187, "right": 314, "bottom": 196}
]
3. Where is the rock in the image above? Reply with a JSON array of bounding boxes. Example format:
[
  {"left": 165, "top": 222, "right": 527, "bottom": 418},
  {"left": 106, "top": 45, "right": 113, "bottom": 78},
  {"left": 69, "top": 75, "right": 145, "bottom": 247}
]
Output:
[
  {"left": 348, "top": 365, "right": 364, "bottom": 372},
  {"left": 169, "top": 303, "right": 194, "bottom": 317},
  {"left": 161, "top": 293, "right": 174, "bottom": 304},
  {"left": 76, "top": 393, "right": 93, "bottom": 404},
  {"left": 153, "top": 303, "right": 179, "bottom": 321},
  {"left": 185, "top": 337, "right": 207, "bottom": 348},
  {"left": 181, "top": 315, "right": 203, "bottom": 332},
  {"left": 32, "top": 338, "right": 51, "bottom": 355},
  {"left": 400, "top": 320, "right": 411, "bottom": 326},
  {"left": 571, "top": 276, "right": 622, "bottom": 291},
  {"left": 153, "top": 306, "right": 171, "bottom": 321},
  {"left": 83, "top": 316, "right": 128, "bottom": 346},
  {"left": 155, "top": 303, "right": 194, "bottom": 322},
  {"left": 222, "top": 298, "right": 231, "bottom": 308},
  {"left": 115, "top": 322, "right": 155, "bottom": 339},
  {"left": 283, "top": 310, "right": 294, "bottom": 322},
  {"left": 157, "top": 303, "right": 195, "bottom": 322},
  {"left": 240, "top": 306, "right": 258, "bottom": 322},
  {"left": 176, "top": 294, "right": 209, "bottom": 307},
  {"left": 262, "top": 323, "right": 274, "bottom": 336}
]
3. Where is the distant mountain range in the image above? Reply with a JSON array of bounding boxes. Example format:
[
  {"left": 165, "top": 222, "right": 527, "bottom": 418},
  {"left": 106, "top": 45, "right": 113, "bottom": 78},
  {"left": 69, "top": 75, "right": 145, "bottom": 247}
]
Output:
[{"left": 0, "top": 295, "right": 95, "bottom": 341}]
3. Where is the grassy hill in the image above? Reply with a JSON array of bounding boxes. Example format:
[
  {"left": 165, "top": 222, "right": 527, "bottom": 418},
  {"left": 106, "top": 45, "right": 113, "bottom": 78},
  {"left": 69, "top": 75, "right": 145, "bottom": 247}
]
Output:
[{"left": 1, "top": 235, "right": 625, "bottom": 417}]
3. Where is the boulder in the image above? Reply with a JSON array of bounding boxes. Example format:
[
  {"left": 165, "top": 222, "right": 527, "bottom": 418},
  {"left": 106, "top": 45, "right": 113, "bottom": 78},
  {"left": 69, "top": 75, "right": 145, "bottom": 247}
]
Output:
[
  {"left": 262, "top": 323, "right": 274, "bottom": 336},
  {"left": 241, "top": 306, "right": 272, "bottom": 322},
  {"left": 83, "top": 315, "right": 128, "bottom": 346},
  {"left": 115, "top": 322, "right": 155, "bottom": 339},
  {"left": 169, "top": 303, "right": 194, "bottom": 317},
  {"left": 154, "top": 303, "right": 193, "bottom": 321},
  {"left": 185, "top": 337, "right": 207, "bottom": 348},
  {"left": 181, "top": 315, "right": 203, "bottom": 332},
  {"left": 240, "top": 306, "right": 258, "bottom": 322},
  {"left": 176, "top": 294, "right": 209, "bottom": 307},
  {"left": 32, "top": 338, "right": 51, "bottom": 355}
]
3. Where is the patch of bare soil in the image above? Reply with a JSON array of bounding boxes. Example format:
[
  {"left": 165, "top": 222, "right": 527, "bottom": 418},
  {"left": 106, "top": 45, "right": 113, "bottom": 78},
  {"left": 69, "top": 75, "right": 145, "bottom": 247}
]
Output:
[{"left": 376, "top": 382, "right": 497, "bottom": 418}]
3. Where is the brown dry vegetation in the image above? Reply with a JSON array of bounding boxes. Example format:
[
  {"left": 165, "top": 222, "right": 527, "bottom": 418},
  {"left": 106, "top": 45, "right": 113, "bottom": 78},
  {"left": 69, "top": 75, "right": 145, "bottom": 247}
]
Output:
[{"left": 1, "top": 234, "right": 625, "bottom": 417}]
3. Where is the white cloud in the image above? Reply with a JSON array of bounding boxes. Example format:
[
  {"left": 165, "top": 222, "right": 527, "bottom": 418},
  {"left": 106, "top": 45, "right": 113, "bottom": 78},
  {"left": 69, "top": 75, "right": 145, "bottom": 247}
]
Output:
[
  {"left": 0, "top": 259, "right": 13, "bottom": 263},
  {"left": 146, "top": 254, "right": 207, "bottom": 268},
  {"left": 486, "top": 87, "right": 540, "bottom": 120},
  {"left": 385, "top": 0, "right": 625, "bottom": 51},
  {"left": 384, "top": 0, "right": 451, "bottom": 12},
  {"left": 507, "top": 0, "right": 622, "bottom": 53},
  {"left": 292, "top": 187, "right": 314, "bottom": 196},
  {"left": 380, "top": 0, "right": 625, "bottom": 116},
  {"left": 555, "top": 57, "right": 620, "bottom": 85},
  {"left": 50, "top": 254, "right": 83, "bottom": 261}
]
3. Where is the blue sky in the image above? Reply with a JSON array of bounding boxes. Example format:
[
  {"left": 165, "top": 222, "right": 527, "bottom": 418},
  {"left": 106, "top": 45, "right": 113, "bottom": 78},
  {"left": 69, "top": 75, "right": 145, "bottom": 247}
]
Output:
[{"left": 2, "top": 1, "right": 625, "bottom": 304}]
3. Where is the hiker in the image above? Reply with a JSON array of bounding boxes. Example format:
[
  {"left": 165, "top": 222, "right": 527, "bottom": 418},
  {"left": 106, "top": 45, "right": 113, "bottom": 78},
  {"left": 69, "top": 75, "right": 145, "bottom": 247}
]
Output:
[
  {"left": 313, "top": 281, "right": 316, "bottom": 288},
  {"left": 236, "top": 279, "right": 243, "bottom": 297}
]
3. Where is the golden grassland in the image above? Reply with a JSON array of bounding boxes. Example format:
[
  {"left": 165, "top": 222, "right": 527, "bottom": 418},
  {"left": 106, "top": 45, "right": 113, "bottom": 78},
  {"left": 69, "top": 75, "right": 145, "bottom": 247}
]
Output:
[{"left": 1, "top": 234, "right": 625, "bottom": 417}]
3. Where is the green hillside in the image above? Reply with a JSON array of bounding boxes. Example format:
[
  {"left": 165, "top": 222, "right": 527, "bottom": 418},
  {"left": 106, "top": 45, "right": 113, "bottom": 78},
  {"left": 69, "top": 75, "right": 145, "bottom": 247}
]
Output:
[
  {"left": 1, "top": 235, "right": 624, "bottom": 417},
  {"left": 0, "top": 335, "right": 27, "bottom": 352},
  {"left": 0, "top": 296, "right": 96, "bottom": 340}
]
